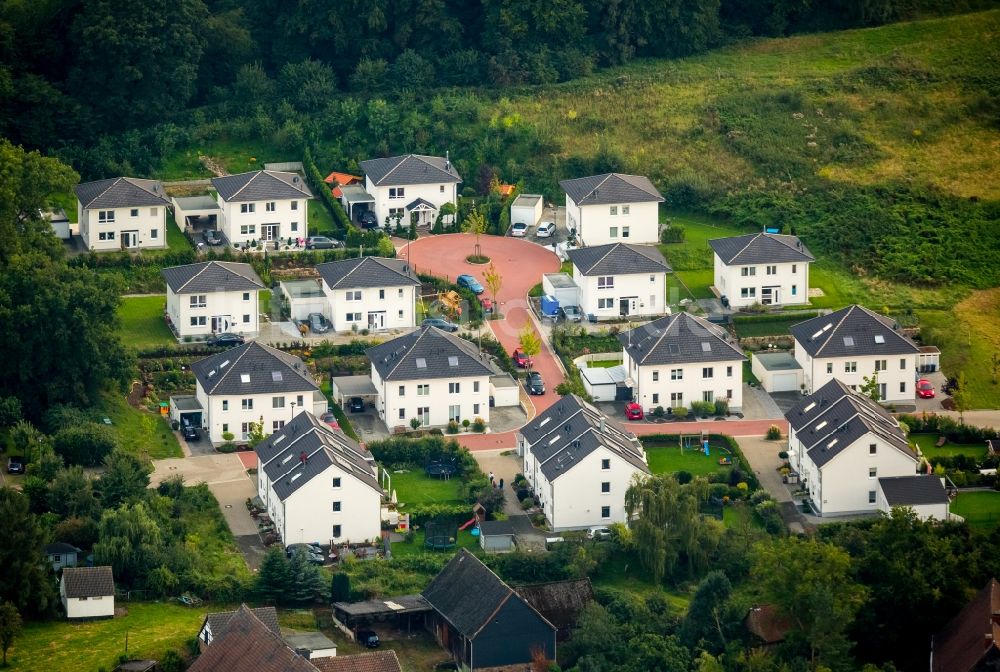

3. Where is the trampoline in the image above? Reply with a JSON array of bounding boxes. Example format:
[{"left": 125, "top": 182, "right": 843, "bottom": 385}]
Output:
[
  {"left": 425, "top": 459, "right": 458, "bottom": 480},
  {"left": 424, "top": 519, "right": 458, "bottom": 550}
]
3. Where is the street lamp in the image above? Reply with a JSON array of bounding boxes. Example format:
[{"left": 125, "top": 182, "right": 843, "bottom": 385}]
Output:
[{"left": 290, "top": 401, "right": 297, "bottom": 422}]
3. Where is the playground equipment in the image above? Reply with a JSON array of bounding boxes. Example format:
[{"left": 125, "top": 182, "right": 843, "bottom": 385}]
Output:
[
  {"left": 424, "top": 519, "right": 458, "bottom": 550},
  {"left": 425, "top": 458, "right": 458, "bottom": 480},
  {"left": 437, "top": 290, "right": 463, "bottom": 320}
]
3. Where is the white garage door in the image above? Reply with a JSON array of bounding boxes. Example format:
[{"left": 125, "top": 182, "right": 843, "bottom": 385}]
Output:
[{"left": 771, "top": 373, "right": 799, "bottom": 392}]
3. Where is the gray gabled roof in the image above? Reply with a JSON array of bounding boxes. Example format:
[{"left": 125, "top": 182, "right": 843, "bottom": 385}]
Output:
[
  {"left": 45, "top": 542, "right": 81, "bottom": 555},
  {"left": 62, "top": 566, "right": 114, "bottom": 598},
  {"left": 878, "top": 475, "right": 949, "bottom": 506},
  {"left": 422, "top": 549, "right": 554, "bottom": 640},
  {"left": 785, "top": 379, "right": 914, "bottom": 468},
  {"left": 191, "top": 341, "right": 318, "bottom": 396},
  {"left": 366, "top": 327, "right": 493, "bottom": 382},
  {"left": 359, "top": 154, "right": 461, "bottom": 187},
  {"left": 255, "top": 412, "right": 380, "bottom": 502},
  {"left": 790, "top": 305, "right": 920, "bottom": 358},
  {"left": 212, "top": 170, "right": 314, "bottom": 203},
  {"left": 316, "top": 257, "right": 419, "bottom": 291},
  {"left": 618, "top": 313, "right": 746, "bottom": 367},
  {"left": 162, "top": 261, "right": 264, "bottom": 294},
  {"left": 74, "top": 177, "right": 170, "bottom": 209},
  {"left": 203, "top": 606, "right": 280, "bottom": 641},
  {"left": 559, "top": 173, "right": 664, "bottom": 206},
  {"left": 567, "top": 243, "right": 670, "bottom": 276},
  {"left": 708, "top": 233, "right": 815, "bottom": 266},
  {"left": 518, "top": 395, "right": 649, "bottom": 481}
]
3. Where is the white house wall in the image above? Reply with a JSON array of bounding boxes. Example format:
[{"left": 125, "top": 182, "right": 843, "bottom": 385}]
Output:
[
  {"left": 62, "top": 592, "right": 114, "bottom": 619},
  {"left": 714, "top": 254, "right": 810, "bottom": 308},
  {"left": 366, "top": 179, "right": 457, "bottom": 228},
  {"left": 322, "top": 283, "right": 416, "bottom": 333},
  {"left": 372, "top": 366, "right": 490, "bottom": 430},
  {"left": 794, "top": 347, "right": 917, "bottom": 403},
  {"left": 167, "top": 288, "right": 260, "bottom": 338},
  {"left": 199, "top": 384, "right": 313, "bottom": 443},
  {"left": 624, "top": 350, "right": 744, "bottom": 411},
  {"left": 218, "top": 197, "right": 308, "bottom": 246},
  {"left": 875, "top": 493, "right": 949, "bottom": 522},
  {"left": 79, "top": 203, "right": 166, "bottom": 251},
  {"left": 566, "top": 198, "right": 659, "bottom": 246},
  {"left": 574, "top": 266, "right": 666, "bottom": 319}
]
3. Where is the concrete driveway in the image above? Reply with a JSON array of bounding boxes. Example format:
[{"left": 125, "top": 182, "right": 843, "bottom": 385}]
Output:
[{"left": 734, "top": 436, "right": 791, "bottom": 503}]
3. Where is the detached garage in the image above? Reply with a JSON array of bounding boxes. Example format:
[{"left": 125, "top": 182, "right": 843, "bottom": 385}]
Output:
[
  {"left": 751, "top": 352, "right": 803, "bottom": 393},
  {"left": 511, "top": 194, "right": 544, "bottom": 227},
  {"left": 580, "top": 365, "right": 630, "bottom": 402},
  {"left": 490, "top": 374, "right": 520, "bottom": 407},
  {"left": 280, "top": 279, "right": 327, "bottom": 321}
]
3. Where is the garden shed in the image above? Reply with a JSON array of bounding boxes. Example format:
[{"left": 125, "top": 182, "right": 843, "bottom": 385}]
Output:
[
  {"left": 510, "top": 194, "right": 544, "bottom": 227},
  {"left": 751, "top": 351, "right": 803, "bottom": 393},
  {"left": 478, "top": 519, "right": 515, "bottom": 553},
  {"left": 280, "top": 279, "right": 328, "bottom": 321}
]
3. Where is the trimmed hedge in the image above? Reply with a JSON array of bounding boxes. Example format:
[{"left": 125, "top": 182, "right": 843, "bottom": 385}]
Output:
[
  {"left": 367, "top": 436, "right": 477, "bottom": 474},
  {"left": 732, "top": 311, "right": 820, "bottom": 324},
  {"left": 899, "top": 414, "right": 999, "bottom": 443}
]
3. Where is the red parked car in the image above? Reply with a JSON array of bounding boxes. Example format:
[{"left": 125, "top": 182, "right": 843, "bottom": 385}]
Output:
[
  {"left": 624, "top": 402, "right": 644, "bottom": 421},
  {"left": 916, "top": 379, "right": 935, "bottom": 399},
  {"left": 512, "top": 349, "right": 533, "bottom": 368}
]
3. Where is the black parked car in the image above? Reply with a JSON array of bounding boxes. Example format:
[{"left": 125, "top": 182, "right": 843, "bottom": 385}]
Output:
[
  {"left": 526, "top": 371, "right": 545, "bottom": 395},
  {"left": 182, "top": 425, "right": 200, "bottom": 442},
  {"left": 357, "top": 630, "right": 380, "bottom": 648},
  {"left": 348, "top": 397, "right": 365, "bottom": 413},
  {"left": 359, "top": 211, "right": 379, "bottom": 229},
  {"left": 208, "top": 332, "right": 245, "bottom": 347},
  {"left": 6, "top": 456, "right": 25, "bottom": 474},
  {"left": 202, "top": 229, "right": 223, "bottom": 246}
]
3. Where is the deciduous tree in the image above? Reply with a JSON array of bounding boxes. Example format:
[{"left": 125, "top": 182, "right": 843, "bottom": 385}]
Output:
[
  {"left": 518, "top": 326, "right": 541, "bottom": 370},
  {"left": 97, "top": 451, "right": 152, "bottom": 508},
  {"left": 0, "top": 489, "right": 56, "bottom": 616},
  {"left": 484, "top": 262, "right": 502, "bottom": 316}
]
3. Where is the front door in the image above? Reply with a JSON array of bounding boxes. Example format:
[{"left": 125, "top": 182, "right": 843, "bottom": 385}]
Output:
[
  {"left": 121, "top": 231, "right": 139, "bottom": 249},
  {"left": 368, "top": 312, "right": 385, "bottom": 330},
  {"left": 211, "top": 315, "right": 231, "bottom": 333},
  {"left": 261, "top": 224, "right": 279, "bottom": 241},
  {"left": 762, "top": 287, "right": 780, "bottom": 305},
  {"left": 620, "top": 298, "right": 630, "bottom": 316}
]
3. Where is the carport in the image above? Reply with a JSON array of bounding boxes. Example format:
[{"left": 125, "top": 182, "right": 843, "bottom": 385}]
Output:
[
  {"left": 169, "top": 395, "right": 203, "bottom": 428},
  {"left": 917, "top": 346, "right": 941, "bottom": 373},
  {"left": 751, "top": 352, "right": 803, "bottom": 393},
  {"left": 332, "top": 595, "right": 432, "bottom": 633},
  {"left": 339, "top": 184, "right": 375, "bottom": 222},
  {"left": 330, "top": 375, "right": 379, "bottom": 407},
  {"left": 172, "top": 195, "right": 220, "bottom": 233}
]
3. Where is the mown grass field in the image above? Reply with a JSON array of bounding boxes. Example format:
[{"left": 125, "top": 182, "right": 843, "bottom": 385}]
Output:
[
  {"left": 951, "top": 491, "right": 1000, "bottom": 531},
  {"left": 909, "top": 433, "right": 988, "bottom": 460},
  {"left": 644, "top": 442, "right": 729, "bottom": 477},
  {"left": 389, "top": 470, "right": 464, "bottom": 506},
  {"left": 118, "top": 295, "right": 174, "bottom": 348},
  {"left": 95, "top": 391, "right": 182, "bottom": 459},
  {"left": 733, "top": 317, "right": 805, "bottom": 338}
]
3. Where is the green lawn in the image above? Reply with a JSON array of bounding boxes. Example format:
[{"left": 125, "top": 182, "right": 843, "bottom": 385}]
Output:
[
  {"left": 951, "top": 491, "right": 1000, "bottom": 531},
  {"left": 46, "top": 190, "right": 78, "bottom": 223},
  {"left": 389, "top": 470, "right": 464, "bottom": 506},
  {"left": 96, "top": 391, "right": 183, "bottom": 459},
  {"left": 643, "top": 441, "right": 729, "bottom": 477},
  {"left": 390, "top": 528, "right": 481, "bottom": 557},
  {"left": 118, "top": 296, "right": 175, "bottom": 349},
  {"left": 722, "top": 504, "right": 764, "bottom": 530},
  {"left": 909, "top": 433, "right": 988, "bottom": 460},
  {"left": 591, "top": 552, "right": 692, "bottom": 611},
  {"left": 733, "top": 317, "right": 805, "bottom": 338},
  {"left": 665, "top": 273, "right": 695, "bottom": 304},
  {"left": 12, "top": 601, "right": 207, "bottom": 671},
  {"left": 674, "top": 269, "right": 715, "bottom": 300},
  {"left": 309, "top": 202, "right": 337, "bottom": 236},
  {"left": 588, "top": 359, "right": 622, "bottom": 368},
  {"left": 259, "top": 289, "right": 273, "bottom": 320},
  {"left": 743, "top": 359, "right": 761, "bottom": 386}
]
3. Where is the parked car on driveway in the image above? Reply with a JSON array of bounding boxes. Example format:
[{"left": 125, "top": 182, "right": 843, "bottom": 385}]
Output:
[
  {"left": 207, "top": 332, "right": 245, "bottom": 347},
  {"left": 456, "top": 274, "right": 485, "bottom": 294},
  {"left": 536, "top": 221, "right": 556, "bottom": 238},
  {"left": 624, "top": 402, "right": 644, "bottom": 421},
  {"left": 320, "top": 412, "right": 340, "bottom": 429},
  {"left": 422, "top": 317, "right": 459, "bottom": 333},
  {"left": 348, "top": 397, "right": 365, "bottom": 413},
  {"left": 512, "top": 349, "right": 533, "bottom": 368},
  {"left": 916, "top": 379, "right": 936, "bottom": 398},
  {"left": 182, "top": 425, "right": 201, "bottom": 442},
  {"left": 357, "top": 630, "right": 380, "bottom": 648},
  {"left": 202, "top": 229, "right": 223, "bottom": 246},
  {"left": 559, "top": 305, "right": 582, "bottom": 322},
  {"left": 305, "top": 236, "right": 343, "bottom": 250},
  {"left": 479, "top": 296, "right": 493, "bottom": 313},
  {"left": 6, "top": 456, "right": 24, "bottom": 474},
  {"left": 286, "top": 544, "right": 325, "bottom": 564},
  {"left": 586, "top": 526, "right": 612, "bottom": 540},
  {"left": 510, "top": 222, "right": 528, "bottom": 237},
  {"left": 308, "top": 312, "right": 331, "bottom": 334},
  {"left": 526, "top": 371, "right": 545, "bottom": 395},
  {"left": 359, "top": 211, "right": 379, "bottom": 229}
]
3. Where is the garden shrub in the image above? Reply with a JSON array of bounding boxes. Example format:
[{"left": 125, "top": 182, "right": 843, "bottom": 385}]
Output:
[{"left": 766, "top": 425, "right": 782, "bottom": 440}]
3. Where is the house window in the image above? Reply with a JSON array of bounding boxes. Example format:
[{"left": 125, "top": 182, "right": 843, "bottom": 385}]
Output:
[
  {"left": 826, "top": 363, "right": 833, "bottom": 374},
  {"left": 398, "top": 310, "right": 404, "bottom": 318},
  {"left": 398, "top": 385, "right": 405, "bottom": 396},
  {"left": 726, "top": 366, "right": 733, "bottom": 377},
  {"left": 265, "top": 202, "right": 276, "bottom": 212},
  {"left": 332, "top": 501, "right": 341, "bottom": 512},
  {"left": 868, "top": 467, "right": 877, "bottom": 478},
  {"left": 417, "top": 384, "right": 429, "bottom": 396},
  {"left": 845, "top": 362, "right": 857, "bottom": 373},
  {"left": 449, "top": 383, "right": 460, "bottom": 394},
  {"left": 703, "top": 391, "right": 714, "bottom": 403},
  {"left": 379, "top": 289, "right": 385, "bottom": 299},
  {"left": 741, "top": 267, "right": 756, "bottom": 277},
  {"left": 291, "top": 222, "right": 298, "bottom": 232},
  {"left": 389, "top": 207, "right": 403, "bottom": 218},
  {"left": 473, "top": 403, "right": 480, "bottom": 415},
  {"left": 440, "top": 185, "right": 445, "bottom": 193},
  {"left": 190, "top": 295, "right": 207, "bottom": 308},
  {"left": 792, "top": 285, "right": 797, "bottom": 296},
  {"left": 150, "top": 229, "right": 158, "bottom": 239},
  {"left": 473, "top": 381, "right": 480, "bottom": 392},
  {"left": 98, "top": 210, "right": 115, "bottom": 223},
  {"left": 389, "top": 187, "right": 405, "bottom": 199},
  {"left": 670, "top": 369, "right": 683, "bottom": 380},
  {"left": 272, "top": 396, "right": 285, "bottom": 408},
  {"left": 332, "top": 478, "right": 341, "bottom": 488},
  {"left": 129, "top": 208, "right": 138, "bottom": 217},
  {"left": 900, "top": 358, "right": 907, "bottom": 370},
  {"left": 399, "top": 408, "right": 405, "bottom": 419},
  {"left": 222, "top": 401, "right": 229, "bottom": 411},
  {"left": 601, "top": 459, "right": 611, "bottom": 470},
  {"left": 243, "top": 292, "right": 251, "bottom": 301},
  {"left": 670, "top": 392, "right": 684, "bottom": 405},
  {"left": 597, "top": 276, "right": 614, "bottom": 289},
  {"left": 652, "top": 393, "right": 659, "bottom": 404},
  {"left": 622, "top": 227, "right": 630, "bottom": 238},
  {"left": 98, "top": 231, "right": 116, "bottom": 241},
  {"left": 598, "top": 298, "right": 614, "bottom": 309},
  {"left": 702, "top": 367, "right": 714, "bottom": 379},
  {"left": 398, "top": 288, "right": 404, "bottom": 297},
  {"left": 727, "top": 389, "right": 733, "bottom": 399},
  {"left": 609, "top": 227, "right": 618, "bottom": 238},
  {"left": 601, "top": 482, "right": 611, "bottom": 493},
  {"left": 242, "top": 399, "right": 253, "bottom": 410},
  {"left": 333, "top": 525, "right": 342, "bottom": 538},
  {"left": 222, "top": 423, "right": 228, "bottom": 432},
  {"left": 601, "top": 506, "right": 611, "bottom": 518},
  {"left": 190, "top": 316, "right": 206, "bottom": 327},
  {"left": 272, "top": 420, "right": 284, "bottom": 431},
  {"left": 243, "top": 314, "right": 250, "bottom": 323},
  {"left": 291, "top": 201, "right": 298, "bottom": 211},
  {"left": 241, "top": 422, "right": 249, "bottom": 438},
  {"left": 240, "top": 224, "right": 256, "bottom": 235},
  {"left": 610, "top": 206, "right": 618, "bottom": 216},
  {"left": 346, "top": 290, "right": 361, "bottom": 301},
  {"left": 652, "top": 371, "right": 659, "bottom": 382},
  {"left": 622, "top": 205, "right": 630, "bottom": 215},
  {"left": 448, "top": 405, "right": 461, "bottom": 422},
  {"left": 875, "top": 359, "right": 887, "bottom": 372},
  {"left": 868, "top": 491, "right": 876, "bottom": 504},
  {"left": 240, "top": 203, "right": 256, "bottom": 214},
  {"left": 792, "top": 264, "right": 797, "bottom": 273},
  {"left": 900, "top": 381, "right": 906, "bottom": 393},
  {"left": 345, "top": 312, "right": 361, "bottom": 322},
  {"left": 297, "top": 395, "right": 304, "bottom": 406},
  {"left": 418, "top": 407, "right": 430, "bottom": 426},
  {"left": 740, "top": 288, "right": 756, "bottom": 298}
]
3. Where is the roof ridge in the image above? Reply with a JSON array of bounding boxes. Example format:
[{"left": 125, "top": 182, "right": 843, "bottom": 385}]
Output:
[
  {"left": 178, "top": 262, "right": 213, "bottom": 293},
  {"left": 377, "top": 155, "right": 409, "bottom": 185},
  {"left": 639, "top": 314, "right": 680, "bottom": 365},
  {"left": 205, "top": 342, "right": 255, "bottom": 394},
  {"left": 580, "top": 174, "right": 613, "bottom": 204},
  {"left": 87, "top": 177, "right": 124, "bottom": 209},
  {"left": 729, "top": 232, "right": 762, "bottom": 264},
  {"left": 813, "top": 305, "right": 857, "bottom": 357},
  {"left": 229, "top": 171, "right": 260, "bottom": 200}
]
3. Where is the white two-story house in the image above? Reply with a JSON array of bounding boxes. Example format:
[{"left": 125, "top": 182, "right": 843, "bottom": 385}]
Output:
[
  {"left": 255, "top": 412, "right": 382, "bottom": 546},
  {"left": 74, "top": 177, "right": 170, "bottom": 251},
  {"left": 559, "top": 173, "right": 664, "bottom": 246},
  {"left": 619, "top": 312, "right": 747, "bottom": 412},
  {"left": 518, "top": 395, "right": 649, "bottom": 531},
  {"left": 709, "top": 232, "right": 814, "bottom": 308},
  {"left": 359, "top": 154, "right": 461, "bottom": 228},
  {"left": 162, "top": 261, "right": 265, "bottom": 338},
  {"left": 366, "top": 327, "right": 493, "bottom": 430},
  {"left": 191, "top": 341, "right": 325, "bottom": 443},
  {"left": 786, "top": 379, "right": 917, "bottom": 517},
  {"left": 566, "top": 243, "right": 670, "bottom": 319},
  {"left": 789, "top": 305, "right": 920, "bottom": 403},
  {"left": 212, "top": 170, "right": 313, "bottom": 247},
  {"left": 316, "top": 256, "right": 420, "bottom": 332}
]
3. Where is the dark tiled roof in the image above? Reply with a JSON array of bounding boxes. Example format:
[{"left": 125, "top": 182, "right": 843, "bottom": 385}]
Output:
[
  {"left": 515, "top": 579, "right": 594, "bottom": 634},
  {"left": 559, "top": 173, "right": 663, "bottom": 206},
  {"left": 366, "top": 327, "right": 493, "bottom": 381},
  {"left": 359, "top": 154, "right": 461, "bottom": 186},
  {"left": 212, "top": 170, "right": 314, "bottom": 202},
  {"left": 618, "top": 313, "right": 746, "bottom": 366},
  {"left": 45, "top": 542, "right": 81, "bottom": 555},
  {"left": 74, "top": 177, "right": 169, "bottom": 209},
  {"left": 162, "top": 261, "right": 264, "bottom": 294},
  {"left": 744, "top": 605, "right": 793, "bottom": 644},
  {"left": 932, "top": 579, "right": 1000, "bottom": 672},
  {"left": 790, "top": 305, "right": 919, "bottom": 358},
  {"left": 518, "top": 395, "right": 649, "bottom": 481},
  {"left": 877, "top": 475, "right": 949, "bottom": 506},
  {"left": 62, "top": 566, "right": 114, "bottom": 598},
  {"left": 479, "top": 519, "right": 516, "bottom": 536},
  {"left": 405, "top": 197, "right": 437, "bottom": 210},
  {"left": 316, "top": 257, "right": 419, "bottom": 290},
  {"left": 708, "top": 233, "right": 814, "bottom": 265},
  {"left": 422, "top": 549, "right": 517, "bottom": 638},
  {"left": 785, "top": 379, "right": 914, "bottom": 468},
  {"left": 189, "top": 605, "right": 318, "bottom": 672},
  {"left": 312, "top": 651, "right": 402, "bottom": 672},
  {"left": 567, "top": 243, "right": 670, "bottom": 276},
  {"left": 255, "top": 412, "right": 381, "bottom": 501},
  {"left": 202, "top": 606, "right": 280, "bottom": 641},
  {"left": 191, "top": 341, "right": 318, "bottom": 396}
]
